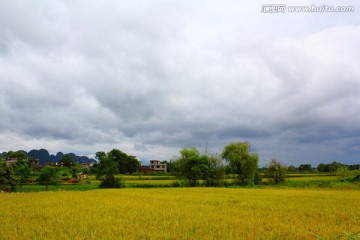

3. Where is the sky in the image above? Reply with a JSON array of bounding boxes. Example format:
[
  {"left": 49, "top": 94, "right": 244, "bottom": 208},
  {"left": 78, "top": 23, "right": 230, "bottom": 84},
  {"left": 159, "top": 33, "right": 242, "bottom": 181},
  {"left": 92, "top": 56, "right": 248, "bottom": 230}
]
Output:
[{"left": 0, "top": 0, "right": 359, "bottom": 166}]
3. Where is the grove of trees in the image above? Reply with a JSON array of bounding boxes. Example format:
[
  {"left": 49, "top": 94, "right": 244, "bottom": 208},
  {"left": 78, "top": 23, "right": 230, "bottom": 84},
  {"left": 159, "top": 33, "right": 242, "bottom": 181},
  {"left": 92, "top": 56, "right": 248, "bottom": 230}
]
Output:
[
  {"left": 170, "top": 142, "right": 259, "bottom": 187},
  {"left": 93, "top": 149, "right": 140, "bottom": 175},
  {"left": 0, "top": 152, "right": 85, "bottom": 192},
  {"left": 172, "top": 147, "right": 218, "bottom": 187}
]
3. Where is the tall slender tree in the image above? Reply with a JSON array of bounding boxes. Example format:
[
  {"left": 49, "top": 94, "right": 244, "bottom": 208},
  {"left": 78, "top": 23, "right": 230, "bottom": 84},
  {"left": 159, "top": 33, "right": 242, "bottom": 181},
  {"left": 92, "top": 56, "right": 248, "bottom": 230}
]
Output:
[
  {"left": 221, "top": 142, "right": 259, "bottom": 185},
  {"left": 266, "top": 159, "right": 287, "bottom": 184}
]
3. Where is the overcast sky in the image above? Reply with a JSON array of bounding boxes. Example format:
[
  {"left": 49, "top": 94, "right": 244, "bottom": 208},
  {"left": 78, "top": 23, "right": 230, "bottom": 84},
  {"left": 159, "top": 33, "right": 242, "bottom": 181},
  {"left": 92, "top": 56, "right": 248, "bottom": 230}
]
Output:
[{"left": 1, "top": 1, "right": 359, "bottom": 166}]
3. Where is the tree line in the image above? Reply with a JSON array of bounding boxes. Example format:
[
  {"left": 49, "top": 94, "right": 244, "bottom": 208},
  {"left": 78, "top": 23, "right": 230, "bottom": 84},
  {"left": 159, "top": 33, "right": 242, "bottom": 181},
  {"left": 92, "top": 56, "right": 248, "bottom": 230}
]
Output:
[
  {"left": 0, "top": 151, "right": 87, "bottom": 192},
  {"left": 0, "top": 149, "right": 140, "bottom": 191},
  {"left": 285, "top": 162, "right": 359, "bottom": 173},
  {"left": 1, "top": 142, "right": 359, "bottom": 191},
  {"left": 93, "top": 142, "right": 282, "bottom": 187}
]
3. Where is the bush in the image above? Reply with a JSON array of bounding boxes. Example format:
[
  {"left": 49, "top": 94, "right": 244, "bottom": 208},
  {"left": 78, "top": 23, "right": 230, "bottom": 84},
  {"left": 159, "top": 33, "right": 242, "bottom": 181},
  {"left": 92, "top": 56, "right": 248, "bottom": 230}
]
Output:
[
  {"left": 171, "top": 181, "right": 181, "bottom": 187},
  {"left": 353, "top": 174, "right": 360, "bottom": 182},
  {"left": 99, "top": 175, "right": 124, "bottom": 188}
]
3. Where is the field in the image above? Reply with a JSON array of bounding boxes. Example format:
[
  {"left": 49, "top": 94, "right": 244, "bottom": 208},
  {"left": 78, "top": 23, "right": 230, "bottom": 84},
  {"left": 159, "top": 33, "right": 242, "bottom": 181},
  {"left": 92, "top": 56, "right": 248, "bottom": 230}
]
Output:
[
  {"left": 14, "top": 173, "right": 360, "bottom": 191},
  {"left": 1, "top": 188, "right": 359, "bottom": 240}
]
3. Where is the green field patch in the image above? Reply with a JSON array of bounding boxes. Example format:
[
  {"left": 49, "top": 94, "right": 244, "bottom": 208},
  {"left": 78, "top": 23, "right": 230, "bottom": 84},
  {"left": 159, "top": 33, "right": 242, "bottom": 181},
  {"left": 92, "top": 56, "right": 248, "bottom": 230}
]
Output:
[
  {"left": 287, "top": 175, "right": 338, "bottom": 181},
  {"left": 123, "top": 175, "right": 177, "bottom": 181}
]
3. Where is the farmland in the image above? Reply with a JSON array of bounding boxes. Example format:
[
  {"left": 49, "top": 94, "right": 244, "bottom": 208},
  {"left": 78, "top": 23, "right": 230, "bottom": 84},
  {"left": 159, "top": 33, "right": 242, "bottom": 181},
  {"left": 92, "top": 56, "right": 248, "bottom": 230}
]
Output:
[
  {"left": 11, "top": 173, "right": 360, "bottom": 191},
  {"left": 1, "top": 188, "right": 359, "bottom": 239}
]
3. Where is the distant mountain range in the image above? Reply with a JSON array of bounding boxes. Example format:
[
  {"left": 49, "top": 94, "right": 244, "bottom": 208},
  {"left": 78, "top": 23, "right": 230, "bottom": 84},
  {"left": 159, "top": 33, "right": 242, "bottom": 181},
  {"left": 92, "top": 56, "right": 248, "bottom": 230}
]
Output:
[{"left": 0, "top": 149, "right": 96, "bottom": 166}]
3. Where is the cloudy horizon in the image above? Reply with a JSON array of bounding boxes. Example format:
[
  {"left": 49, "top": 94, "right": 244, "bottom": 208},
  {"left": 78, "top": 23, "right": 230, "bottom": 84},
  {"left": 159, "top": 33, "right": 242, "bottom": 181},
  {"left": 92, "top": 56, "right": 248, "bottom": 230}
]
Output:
[{"left": 1, "top": 1, "right": 359, "bottom": 166}]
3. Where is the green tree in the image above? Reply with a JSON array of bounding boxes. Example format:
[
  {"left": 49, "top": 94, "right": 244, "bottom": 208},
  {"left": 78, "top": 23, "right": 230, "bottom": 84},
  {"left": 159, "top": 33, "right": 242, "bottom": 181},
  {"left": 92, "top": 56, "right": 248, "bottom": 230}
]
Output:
[
  {"left": 37, "top": 166, "right": 61, "bottom": 191},
  {"left": 90, "top": 162, "right": 99, "bottom": 175},
  {"left": 0, "top": 161, "right": 19, "bottom": 192},
  {"left": 175, "top": 147, "right": 210, "bottom": 187},
  {"left": 59, "top": 155, "right": 80, "bottom": 178},
  {"left": 5, "top": 151, "right": 27, "bottom": 161},
  {"left": 180, "top": 147, "right": 200, "bottom": 161},
  {"left": 336, "top": 166, "right": 350, "bottom": 180},
  {"left": 298, "top": 164, "right": 312, "bottom": 172},
  {"left": 266, "top": 159, "right": 287, "bottom": 184},
  {"left": 287, "top": 165, "right": 297, "bottom": 173},
  {"left": 14, "top": 159, "right": 31, "bottom": 189},
  {"left": 348, "top": 164, "right": 360, "bottom": 171},
  {"left": 59, "top": 155, "right": 76, "bottom": 168},
  {"left": 328, "top": 161, "right": 343, "bottom": 172},
  {"left": 108, "top": 149, "right": 140, "bottom": 174},
  {"left": 167, "top": 148, "right": 198, "bottom": 178},
  {"left": 27, "top": 157, "right": 40, "bottom": 169},
  {"left": 205, "top": 153, "right": 225, "bottom": 187},
  {"left": 317, "top": 163, "right": 326, "bottom": 173},
  {"left": 96, "top": 151, "right": 124, "bottom": 188},
  {"left": 183, "top": 155, "right": 210, "bottom": 187},
  {"left": 58, "top": 166, "right": 72, "bottom": 180},
  {"left": 167, "top": 157, "right": 182, "bottom": 178},
  {"left": 221, "top": 142, "right": 259, "bottom": 185}
]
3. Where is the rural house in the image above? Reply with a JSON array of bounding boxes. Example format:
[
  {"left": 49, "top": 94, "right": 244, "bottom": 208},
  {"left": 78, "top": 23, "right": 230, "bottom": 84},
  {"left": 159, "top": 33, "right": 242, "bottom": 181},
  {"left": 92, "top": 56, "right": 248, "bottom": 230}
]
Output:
[{"left": 139, "top": 160, "right": 167, "bottom": 173}]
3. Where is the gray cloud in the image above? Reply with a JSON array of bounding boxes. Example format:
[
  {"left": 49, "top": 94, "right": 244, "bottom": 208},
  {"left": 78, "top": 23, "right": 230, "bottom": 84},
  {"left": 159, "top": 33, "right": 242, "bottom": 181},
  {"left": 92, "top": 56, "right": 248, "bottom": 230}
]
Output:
[{"left": 1, "top": 1, "right": 360, "bottom": 166}]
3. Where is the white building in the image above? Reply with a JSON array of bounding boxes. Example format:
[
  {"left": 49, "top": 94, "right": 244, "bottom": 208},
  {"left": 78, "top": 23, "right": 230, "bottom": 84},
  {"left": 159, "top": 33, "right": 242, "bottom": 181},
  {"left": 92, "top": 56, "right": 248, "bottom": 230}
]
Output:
[{"left": 149, "top": 160, "right": 167, "bottom": 172}]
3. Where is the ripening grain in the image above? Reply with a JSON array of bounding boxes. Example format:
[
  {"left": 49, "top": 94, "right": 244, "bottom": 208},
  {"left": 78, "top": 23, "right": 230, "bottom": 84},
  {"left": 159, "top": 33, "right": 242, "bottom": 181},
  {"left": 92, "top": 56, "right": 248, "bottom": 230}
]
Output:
[{"left": 0, "top": 188, "right": 359, "bottom": 239}]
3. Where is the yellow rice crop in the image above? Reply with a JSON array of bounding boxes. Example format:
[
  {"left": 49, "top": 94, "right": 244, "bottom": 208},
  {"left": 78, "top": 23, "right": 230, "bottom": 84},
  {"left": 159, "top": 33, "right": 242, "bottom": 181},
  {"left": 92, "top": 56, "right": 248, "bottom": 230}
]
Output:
[{"left": 0, "top": 188, "right": 359, "bottom": 240}]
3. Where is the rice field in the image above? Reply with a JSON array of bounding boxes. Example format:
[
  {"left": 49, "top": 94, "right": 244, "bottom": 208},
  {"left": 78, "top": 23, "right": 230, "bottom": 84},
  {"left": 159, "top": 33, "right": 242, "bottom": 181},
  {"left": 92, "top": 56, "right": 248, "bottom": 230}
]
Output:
[{"left": 1, "top": 188, "right": 359, "bottom": 239}]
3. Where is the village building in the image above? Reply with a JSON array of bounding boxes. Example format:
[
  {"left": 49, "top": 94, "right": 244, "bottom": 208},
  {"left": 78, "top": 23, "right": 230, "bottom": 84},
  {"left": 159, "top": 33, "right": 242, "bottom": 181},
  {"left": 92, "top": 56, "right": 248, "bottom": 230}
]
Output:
[
  {"left": 4, "top": 157, "right": 40, "bottom": 168},
  {"left": 81, "top": 162, "right": 95, "bottom": 169},
  {"left": 149, "top": 160, "right": 167, "bottom": 172},
  {"left": 5, "top": 157, "right": 18, "bottom": 164},
  {"left": 139, "top": 160, "right": 167, "bottom": 173},
  {"left": 77, "top": 172, "right": 88, "bottom": 179},
  {"left": 44, "top": 162, "right": 60, "bottom": 167}
]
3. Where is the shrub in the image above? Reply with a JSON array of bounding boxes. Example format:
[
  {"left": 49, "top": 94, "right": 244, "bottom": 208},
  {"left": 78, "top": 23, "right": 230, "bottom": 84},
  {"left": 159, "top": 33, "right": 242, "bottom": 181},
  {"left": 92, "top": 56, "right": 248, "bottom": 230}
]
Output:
[{"left": 99, "top": 175, "right": 124, "bottom": 188}]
